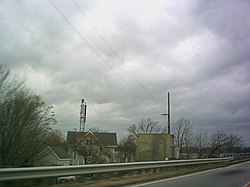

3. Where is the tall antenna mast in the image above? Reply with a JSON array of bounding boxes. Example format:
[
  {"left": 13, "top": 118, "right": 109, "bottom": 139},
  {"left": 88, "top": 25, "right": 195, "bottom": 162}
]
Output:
[
  {"left": 80, "top": 99, "right": 87, "bottom": 131},
  {"left": 162, "top": 92, "right": 171, "bottom": 134}
]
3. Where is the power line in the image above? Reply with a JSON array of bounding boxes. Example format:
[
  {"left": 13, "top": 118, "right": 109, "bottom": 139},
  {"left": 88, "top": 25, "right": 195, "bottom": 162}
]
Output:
[
  {"left": 49, "top": 0, "right": 138, "bottom": 95},
  {"left": 72, "top": 0, "right": 157, "bottom": 101},
  {"left": 49, "top": 0, "right": 164, "bottom": 118}
]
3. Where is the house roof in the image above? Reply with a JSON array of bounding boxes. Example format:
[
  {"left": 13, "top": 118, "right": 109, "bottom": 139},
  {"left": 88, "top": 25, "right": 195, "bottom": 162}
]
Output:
[
  {"left": 49, "top": 146, "right": 70, "bottom": 159},
  {"left": 67, "top": 131, "right": 118, "bottom": 147},
  {"left": 35, "top": 146, "right": 70, "bottom": 161}
]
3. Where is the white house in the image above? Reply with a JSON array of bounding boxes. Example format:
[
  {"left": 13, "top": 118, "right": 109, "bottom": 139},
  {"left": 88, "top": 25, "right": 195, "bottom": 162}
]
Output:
[{"left": 67, "top": 131, "right": 118, "bottom": 164}]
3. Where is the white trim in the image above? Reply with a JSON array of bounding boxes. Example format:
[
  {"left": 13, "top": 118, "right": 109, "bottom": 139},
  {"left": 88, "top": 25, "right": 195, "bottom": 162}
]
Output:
[{"left": 34, "top": 146, "right": 50, "bottom": 160}]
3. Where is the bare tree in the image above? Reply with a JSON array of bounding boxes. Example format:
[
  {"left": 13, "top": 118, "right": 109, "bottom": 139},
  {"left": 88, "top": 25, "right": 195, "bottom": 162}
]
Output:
[
  {"left": 0, "top": 65, "right": 23, "bottom": 99},
  {"left": 117, "top": 134, "right": 137, "bottom": 162},
  {"left": 44, "top": 129, "right": 67, "bottom": 148},
  {"left": 128, "top": 118, "right": 163, "bottom": 136},
  {"left": 71, "top": 137, "right": 114, "bottom": 164},
  {"left": 172, "top": 117, "right": 193, "bottom": 158},
  {"left": 88, "top": 127, "right": 107, "bottom": 133},
  {"left": 206, "top": 131, "right": 242, "bottom": 158},
  {"left": 194, "top": 131, "right": 209, "bottom": 158},
  {"left": 0, "top": 65, "right": 57, "bottom": 167}
]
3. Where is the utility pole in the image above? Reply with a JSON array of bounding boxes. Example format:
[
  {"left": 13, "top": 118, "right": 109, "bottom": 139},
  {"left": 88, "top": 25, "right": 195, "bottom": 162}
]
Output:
[
  {"left": 162, "top": 92, "right": 171, "bottom": 134},
  {"left": 162, "top": 92, "right": 171, "bottom": 160},
  {"left": 167, "top": 92, "right": 170, "bottom": 134}
]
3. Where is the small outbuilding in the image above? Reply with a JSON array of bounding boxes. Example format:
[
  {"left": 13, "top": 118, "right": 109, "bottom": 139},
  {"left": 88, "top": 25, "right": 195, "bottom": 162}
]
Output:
[
  {"left": 34, "top": 146, "right": 71, "bottom": 166},
  {"left": 136, "top": 133, "right": 178, "bottom": 161}
]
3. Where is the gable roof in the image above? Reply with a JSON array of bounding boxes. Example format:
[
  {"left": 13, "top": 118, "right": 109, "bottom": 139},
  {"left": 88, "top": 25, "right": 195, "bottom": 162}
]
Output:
[
  {"left": 94, "top": 133, "right": 117, "bottom": 147},
  {"left": 49, "top": 146, "right": 70, "bottom": 159},
  {"left": 34, "top": 146, "right": 70, "bottom": 161},
  {"left": 67, "top": 131, "right": 118, "bottom": 147}
]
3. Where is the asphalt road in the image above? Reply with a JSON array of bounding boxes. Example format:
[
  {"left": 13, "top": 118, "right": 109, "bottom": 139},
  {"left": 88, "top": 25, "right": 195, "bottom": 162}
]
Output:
[{"left": 129, "top": 161, "right": 250, "bottom": 187}]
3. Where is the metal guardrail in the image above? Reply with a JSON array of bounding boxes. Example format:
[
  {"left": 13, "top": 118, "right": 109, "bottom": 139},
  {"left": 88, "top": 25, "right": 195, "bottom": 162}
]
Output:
[{"left": 0, "top": 158, "right": 233, "bottom": 181}]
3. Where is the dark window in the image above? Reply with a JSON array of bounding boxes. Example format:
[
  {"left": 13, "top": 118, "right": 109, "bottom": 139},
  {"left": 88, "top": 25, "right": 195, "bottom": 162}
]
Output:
[
  {"left": 86, "top": 151, "right": 91, "bottom": 157},
  {"left": 85, "top": 138, "right": 93, "bottom": 145}
]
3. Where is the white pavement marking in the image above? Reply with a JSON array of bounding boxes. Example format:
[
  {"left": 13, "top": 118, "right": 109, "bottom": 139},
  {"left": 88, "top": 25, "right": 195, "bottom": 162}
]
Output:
[{"left": 127, "top": 164, "right": 236, "bottom": 187}]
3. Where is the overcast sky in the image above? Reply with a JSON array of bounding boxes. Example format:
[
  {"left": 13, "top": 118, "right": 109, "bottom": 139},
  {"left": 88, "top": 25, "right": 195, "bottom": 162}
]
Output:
[{"left": 1, "top": 0, "right": 249, "bottom": 145}]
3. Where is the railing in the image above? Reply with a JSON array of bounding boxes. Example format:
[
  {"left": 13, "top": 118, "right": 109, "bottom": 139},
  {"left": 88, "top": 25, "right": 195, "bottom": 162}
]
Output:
[{"left": 0, "top": 158, "right": 233, "bottom": 181}]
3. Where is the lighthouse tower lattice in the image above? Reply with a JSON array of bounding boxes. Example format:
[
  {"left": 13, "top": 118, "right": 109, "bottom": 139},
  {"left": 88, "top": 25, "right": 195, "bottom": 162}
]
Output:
[{"left": 79, "top": 99, "right": 87, "bottom": 132}]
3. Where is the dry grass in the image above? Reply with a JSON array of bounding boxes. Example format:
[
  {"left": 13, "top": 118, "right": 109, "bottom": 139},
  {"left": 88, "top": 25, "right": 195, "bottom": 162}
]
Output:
[{"left": 52, "top": 163, "right": 229, "bottom": 187}]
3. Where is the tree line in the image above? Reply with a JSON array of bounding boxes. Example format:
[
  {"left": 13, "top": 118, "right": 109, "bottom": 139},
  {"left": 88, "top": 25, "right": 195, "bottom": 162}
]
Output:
[{"left": 118, "top": 117, "right": 243, "bottom": 161}]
